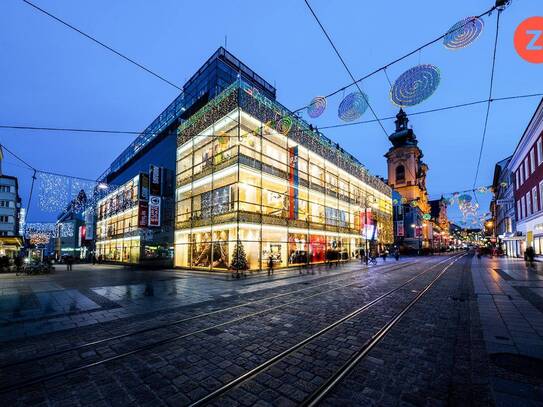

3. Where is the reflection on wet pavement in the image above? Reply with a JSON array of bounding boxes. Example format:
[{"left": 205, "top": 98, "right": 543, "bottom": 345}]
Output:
[
  {"left": 0, "top": 288, "right": 100, "bottom": 322},
  {"left": 0, "top": 260, "right": 380, "bottom": 341}
]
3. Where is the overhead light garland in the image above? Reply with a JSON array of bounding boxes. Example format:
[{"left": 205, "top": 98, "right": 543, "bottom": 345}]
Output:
[
  {"left": 390, "top": 65, "right": 441, "bottom": 107},
  {"left": 276, "top": 116, "right": 293, "bottom": 135},
  {"left": 338, "top": 91, "right": 369, "bottom": 122},
  {"left": 37, "top": 171, "right": 115, "bottom": 214},
  {"left": 443, "top": 17, "right": 484, "bottom": 50},
  {"left": 307, "top": 96, "right": 327, "bottom": 118}
]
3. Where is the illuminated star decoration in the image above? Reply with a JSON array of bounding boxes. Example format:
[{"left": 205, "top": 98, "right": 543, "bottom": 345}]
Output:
[
  {"left": 338, "top": 91, "right": 369, "bottom": 122},
  {"left": 443, "top": 17, "right": 484, "bottom": 50},
  {"left": 276, "top": 116, "right": 293, "bottom": 135},
  {"left": 307, "top": 96, "right": 327, "bottom": 118},
  {"left": 390, "top": 65, "right": 440, "bottom": 107}
]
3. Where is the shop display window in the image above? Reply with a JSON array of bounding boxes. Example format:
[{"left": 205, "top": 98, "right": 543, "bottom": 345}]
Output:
[{"left": 174, "top": 109, "right": 393, "bottom": 271}]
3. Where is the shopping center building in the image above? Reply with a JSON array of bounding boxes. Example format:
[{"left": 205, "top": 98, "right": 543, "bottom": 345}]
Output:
[
  {"left": 96, "top": 168, "right": 174, "bottom": 266},
  {"left": 174, "top": 80, "right": 393, "bottom": 271}
]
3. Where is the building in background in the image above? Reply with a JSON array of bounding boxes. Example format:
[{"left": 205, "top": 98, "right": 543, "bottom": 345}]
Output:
[
  {"left": 174, "top": 80, "right": 393, "bottom": 271},
  {"left": 95, "top": 168, "right": 174, "bottom": 266},
  {"left": 0, "top": 147, "right": 22, "bottom": 257},
  {"left": 490, "top": 156, "right": 520, "bottom": 256},
  {"left": 386, "top": 109, "right": 432, "bottom": 252},
  {"left": 55, "top": 207, "right": 84, "bottom": 260},
  {"left": 509, "top": 98, "right": 543, "bottom": 256},
  {"left": 429, "top": 198, "right": 450, "bottom": 250}
]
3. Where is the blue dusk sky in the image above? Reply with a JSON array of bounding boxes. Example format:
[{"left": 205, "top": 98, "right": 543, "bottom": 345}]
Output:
[{"left": 0, "top": 0, "right": 541, "bottom": 224}]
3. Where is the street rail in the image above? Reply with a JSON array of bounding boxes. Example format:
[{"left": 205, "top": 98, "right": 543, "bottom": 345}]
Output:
[
  {"left": 188, "top": 253, "right": 465, "bottom": 406},
  {"left": 0, "top": 258, "right": 428, "bottom": 393}
]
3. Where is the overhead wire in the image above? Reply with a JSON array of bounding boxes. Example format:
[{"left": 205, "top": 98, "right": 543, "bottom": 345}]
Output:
[
  {"left": 1, "top": 93, "right": 541, "bottom": 136},
  {"left": 473, "top": 8, "right": 502, "bottom": 188},
  {"left": 21, "top": 0, "right": 182, "bottom": 91},
  {"left": 303, "top": 0, "right": 389, "bottom": 137}
]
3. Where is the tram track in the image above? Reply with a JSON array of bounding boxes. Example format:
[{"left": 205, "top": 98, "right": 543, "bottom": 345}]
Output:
[
  {"left": 0, "top": 260, "right": 414, "bottom": 371},
  {"left": 0, "top": 258, "right": 436, "bottom": 393},
  {"left": 188, "top": 253, "right": 465, "bottom": 407}
]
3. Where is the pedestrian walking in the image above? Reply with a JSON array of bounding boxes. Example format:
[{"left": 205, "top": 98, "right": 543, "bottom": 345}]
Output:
[
  {"left": 382, "top": 250, "right": 388, "bottom": 262},
  {"left": 525, "top": 246, "right": 536, "bottom": 269},
  {"left": 66, "top": 255, "right": 73, "bottom": 271},
  {"left": 394, "top": 249, "right": 400, "bottom": 261},
  {"left": 267, "top": 255, "right": 274, "bottom": 275},
  {"left": 92, "top": 254, "right": 96, "bottom": 265}
]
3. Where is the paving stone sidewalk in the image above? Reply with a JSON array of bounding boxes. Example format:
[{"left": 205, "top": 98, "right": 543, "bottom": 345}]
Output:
[{"left": 472, "top": 256, "right": 543, "bottom": 406}]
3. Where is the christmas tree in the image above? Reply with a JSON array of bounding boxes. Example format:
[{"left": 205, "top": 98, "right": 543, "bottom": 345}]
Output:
[{"left": 230, "top": 241, "right": 248, "bottom": 271}]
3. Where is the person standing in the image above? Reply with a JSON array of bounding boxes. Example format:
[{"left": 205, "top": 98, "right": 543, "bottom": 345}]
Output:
[
  {"left": 267, "top": 255, "right": 274, "bottom": 276},
  {"left": 66, "top": 255, "right": 73, "bottom": 271},
  {"left": 526, "top": 246, "right": 536, "bottom": 269}
]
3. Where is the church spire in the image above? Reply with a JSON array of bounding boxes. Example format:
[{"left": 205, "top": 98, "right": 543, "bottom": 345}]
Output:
[
  {"left": 395, "top": 108, "right": 409, "bottom": 132},
  {"left": 388, "top": 109, "right": 417, "bottom": 148}
]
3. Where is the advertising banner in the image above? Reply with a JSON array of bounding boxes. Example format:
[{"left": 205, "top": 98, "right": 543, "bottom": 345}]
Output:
[
  {"left": 84, "top": 211, "right": 94, "bottom": 240},
  {"left": 78, "top": 225, "right": 85, "bottom": 247},
  {"left": 149, "top": 165, "right": 162, "bottom": 196},
  {"left": 288, "top": 146, "right": 299, "bottom": 220},
  {"left": 397, "top": 221, "right": 404, "bottom": 237},
  {"left": 138, "top": 201, "right": 149, "bottom": 227},
  {"left": 139, "top": 173, "right": 150, "bottom": 200},
  {"left": 148, "top": 196, "right": 161, "bottom": 227}
]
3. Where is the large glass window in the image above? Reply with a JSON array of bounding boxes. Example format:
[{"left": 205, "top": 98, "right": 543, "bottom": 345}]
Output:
[{"left": 175, "top": 109, "right": 393, "bottom": 271}]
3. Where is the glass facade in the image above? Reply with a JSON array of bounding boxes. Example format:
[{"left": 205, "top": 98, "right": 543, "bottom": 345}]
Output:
[
  {"left": 174, "top": 82, "right": 393, "bottom": 271},
  {"left": 96, "top": 175, "right": 143, "bottom": 263}
]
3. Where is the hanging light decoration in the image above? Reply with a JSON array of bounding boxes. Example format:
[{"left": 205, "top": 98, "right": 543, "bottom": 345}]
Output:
[
  {"left": 38, "top": 173, "right": 69, "bottom": 213},
  {"left": 390, "top": 65, "right": 441, "bottom": 107},
  {"left": 423, "top": 213, "right": 431, "bottom": 220},
  {"left": 443, "top": 17, "right": 484, "bottom": 50},
  {"left": 458, "top": 194, "right": 472, "bottom": 203},
  {"left": 338, "top": 91, "right": 369, "bottom": 122},
  {"left": 307, "top": 96, "right": 327, "bottom": 118},
  {"left": 276, "top": 116, "right": 293, "bottom": 135}
]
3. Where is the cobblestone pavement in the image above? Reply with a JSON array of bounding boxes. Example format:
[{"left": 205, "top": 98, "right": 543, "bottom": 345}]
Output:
[
  {"left": 0, "top": 259, "right": 393, "bottom": 342},
  {"left": 2, "top": 253, "right": 541, "bottom": 406}
]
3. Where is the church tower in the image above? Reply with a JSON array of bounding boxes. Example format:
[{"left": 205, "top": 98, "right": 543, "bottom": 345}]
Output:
[{"left": 385, "top": 109, "right": 430, "bottom": 213}]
